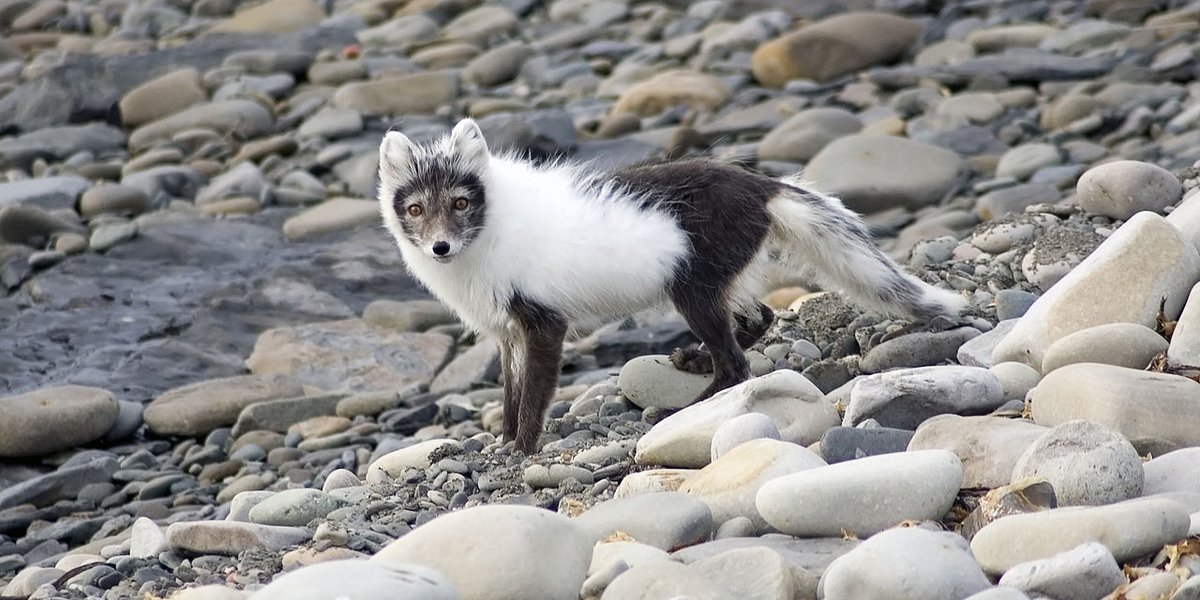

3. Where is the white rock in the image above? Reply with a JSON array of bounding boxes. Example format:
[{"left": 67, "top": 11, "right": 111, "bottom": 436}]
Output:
[
  {"left": 962, "top": 588, "right": 1031, "bottom": 600},
  {"left": 992, "top": 212, "right": 1200, "bottom": 369},
  {"left": 710, "top": 412, "right": 780, "bottom": 461},
  {"left": 1041, "top": 322, "right": 1167, "bottom": 373},
  {"left": 958, "top": 319, "right": 1018, "bottom": 368},
  {"left": 1076, "top": 160, "right": 1182, "bottom": 220},
  {"left": 574, "top": 492, "right": 713, "bottom": 550},
  {"left": 908, "top": 415, "right": 1048, "bottom": 489},
  {"left": 1142, "top": 448, "right": 1200, "bottom": 495},
  {"left": 614, "top": 469, "right": 697, "bottom": 498},
  {"left": 997, "top": 543, "right": 1124, "bottom": 600},
  {"left": 635, "top": 371, "right": 836, "bottom": 468},
  {"left": 600, "top": 562, "right": 734, "bottom": 600},
  {"left": 249, "top": 560, "right": 460, "bottom": 600},
  {"left": 617, "top": 355, "right": 712, "bottom": 410},
  {"left": 366, "top": 439, "right": 460, "bottom": 484},
  {"left": 170, "top": 585, "right": 250, "bottom": 600},
  {"left": 589, "top": 541, "right": 670, "bottom": 575},
  {"left": 970, "top": 497, "right": 1191, "bottom": 575},
  {"left": 1010, "top": 420, "right": 1144, "bottom": 506},
  {"left": 130, "top": 517, "right": 168, "bottom": 559},
  {"left": 693, "top": 547, "right": 793, "bottom": 600},
  {"left": 1029, "top": 363, "right": 1200, "bottom": 455},
  {"left": 371, "top": 505, "right": 591, "bottom": 600},
  {"left": 820, "top": 527, "right": 990, "bottom": 600},
  {"left": 989, "top": 362, "right": 1041, "bottom": 401},
  {"left": 755, "top": 450, "right": 963, "bottom": 537},
  {"left": 843, "top": 366, "right": 1004, "bottom": 429},
  {"left": 1168, "top": 282, "right": 1200, "bottom": 367},
  {"left": 679, "top": 439, "right": 826, "bottom": 530}
]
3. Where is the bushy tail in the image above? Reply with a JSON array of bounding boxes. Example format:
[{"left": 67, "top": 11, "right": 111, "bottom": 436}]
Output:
[{"left": 766, "top": 177, "right": 966, "bottom": 321}]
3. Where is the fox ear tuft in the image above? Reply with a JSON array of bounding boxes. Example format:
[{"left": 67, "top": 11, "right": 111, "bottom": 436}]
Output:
[
  {"left": 378, "top": 131, "right": 414, "bottom": 192},
  {"left": 450, "top": 118, "right": 489, "bottom": 173}
]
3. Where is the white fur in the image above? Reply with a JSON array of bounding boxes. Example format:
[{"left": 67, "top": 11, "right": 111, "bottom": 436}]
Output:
[
  {"left": 766, "top": 179, "right": 967, "bottom": 318},
  {"left": 379, "top": 133, "right": 689, "bottom": 338}
]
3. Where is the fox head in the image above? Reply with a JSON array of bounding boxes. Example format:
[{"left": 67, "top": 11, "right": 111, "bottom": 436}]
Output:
[{"left": 377, "top": 119, "right": 490, "bottom": 263}]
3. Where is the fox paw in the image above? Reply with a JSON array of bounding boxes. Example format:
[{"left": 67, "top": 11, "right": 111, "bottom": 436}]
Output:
[{"left": 670, "top": 347, "right": 714, "bottom": 374}]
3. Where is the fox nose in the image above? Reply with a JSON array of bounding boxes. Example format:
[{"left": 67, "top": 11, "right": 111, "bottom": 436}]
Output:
[{"left": 432, "top": 241, "right": 450, "bottom": 256}]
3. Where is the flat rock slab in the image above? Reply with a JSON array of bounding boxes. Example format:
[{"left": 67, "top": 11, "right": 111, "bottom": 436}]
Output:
[
  {"left": 1029, "top": 363, "right": 1200, "bottom": 455},
  {"left": 844, "top": 365, "right": 1005, "bottom": 429},
  {"left": 0, "top": 385, "right": 119, "bottom": 457},
  {"left": 245, "top": 318, "right": 454, "bottom": 393},
  {"left": 575, "top": 491, "right": 713, "bottom": 551},
  {"left": 144, "top": 374, "right": 306, "bottom": 437},
  {"left": 166, "top": 521, "right": 310, "bottom": 555},
  {"left": 970, "top": 497, "right": 1191, "bottom": 575}
]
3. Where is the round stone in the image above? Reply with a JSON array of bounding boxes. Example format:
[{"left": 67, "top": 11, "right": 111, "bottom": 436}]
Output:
[
  {"left": 1076, "top": 160, "right": 1182, "bottom": 220},
  {"left": 1011, "top": 419, "right": 1144, "bottom": 506}
]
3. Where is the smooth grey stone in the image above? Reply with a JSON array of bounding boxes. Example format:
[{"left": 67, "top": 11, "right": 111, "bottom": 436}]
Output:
[
  {"left": 0, "top": 176, "right": 91, "bottom": 210},
  {"left": 249, "top": 560, "right": 460, "bottom": 600},
  {"left": 844, "top": 366, "right": 1005, "bottom": 429},
  {"left": 575, "top": 492, "right": 713, "bottom": 550},
  {"left": 997, "top": 543, "right": 1124, "bottom": 600},
  {"left": 0, "top": 457, "right": 119, "bottom": 510},
  {"left": 859, "top": 327, "right": 981, "bottom": 373},
  {"left": 994, "top": 290, "right": 1038, "bottom": 321},
  {"left": 818, "top": 426, "right": 913, "bottom": 464}
]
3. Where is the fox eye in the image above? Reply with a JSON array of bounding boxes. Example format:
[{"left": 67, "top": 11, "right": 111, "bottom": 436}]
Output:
[
  {"left": 406, "top": 204, "right": 423, "bottom": 217},
  {"left": 453, "top": 197, "right": 469, "bottom": 211}
]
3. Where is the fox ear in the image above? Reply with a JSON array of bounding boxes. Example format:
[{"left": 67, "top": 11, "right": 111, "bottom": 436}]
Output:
[
  {"left": 378, "top": 131, "right": 414, "bottom": 192},
  {"left": 450, "top": 118, "right": 489, "bottom": 173}
]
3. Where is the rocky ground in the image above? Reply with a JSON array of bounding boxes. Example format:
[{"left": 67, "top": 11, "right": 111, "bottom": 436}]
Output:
[{"left": 2, "top": 0, "right": 1200, "bottom": 598}]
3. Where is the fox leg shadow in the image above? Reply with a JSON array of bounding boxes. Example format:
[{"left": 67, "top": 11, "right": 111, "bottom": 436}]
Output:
[
  {"left": 671, "top": 301, "right": 775, "bottom": 378},
  {"left": 501, "top": 296, "right": 568, "bottom": 454}
]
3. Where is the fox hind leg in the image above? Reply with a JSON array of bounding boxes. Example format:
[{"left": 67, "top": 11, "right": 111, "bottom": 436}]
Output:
[
  {"left": 670, "top": 301, "right": 774, "bottom": 377},
  {"left": 669, "top": 289, "right": 751, "bottom": 402},
  {"left": 507, "top": 296, "right": 568, "bottom": 454}
]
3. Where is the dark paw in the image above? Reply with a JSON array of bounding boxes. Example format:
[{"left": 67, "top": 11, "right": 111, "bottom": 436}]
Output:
[{"left": 670, "top": 346, "right": 714, "bottom": 374}]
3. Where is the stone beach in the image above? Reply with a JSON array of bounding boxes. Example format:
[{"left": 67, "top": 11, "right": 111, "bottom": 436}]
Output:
[{"left": 2, "top": 0, "right": 1200, "bottom": 599}]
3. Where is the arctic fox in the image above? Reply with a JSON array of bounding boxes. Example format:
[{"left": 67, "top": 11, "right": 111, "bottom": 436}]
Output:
[{"left": 377, "top": 119, "right": 965, "bottom": 453}]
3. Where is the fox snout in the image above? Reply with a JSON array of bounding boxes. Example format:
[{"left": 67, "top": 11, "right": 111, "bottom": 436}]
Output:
[{"left": 426, "top": 238, "right": 462, "bottom": 262}]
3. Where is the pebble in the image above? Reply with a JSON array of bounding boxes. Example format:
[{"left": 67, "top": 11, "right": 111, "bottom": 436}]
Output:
[
  {"left": 166, "top": 521, "right": 310, "bottom": 555},
  {"left": 1011, "top": 420, "right": 1143, "bottom": 506},
  {"left": 751, "top": 12, "right": 921, "bottom": 85},
  {"left": 78, "top": 184, "right": 152, "bottom": 219},
  {"left": 0, "top": 385, "right": 119, "bottom": 458},
  {"left": 523, "top": 463, "right": 594, "bottom": 488},
  {"left": 129, "top": 517, "right": 168, "bottom": 559},
  {"left": 90, "top": 221, "right": 138, "bottom": 251},
  {"left": 232, "top": 393, "right": 344, "bottom": 437},
  {"left": 993, "top": 212, "right": 1200, "bottom": 369},
  {"left": 805, "top": 134, "right": 965, "bottom": 213},
  {"left": 635, "top": 370, "right": 838, "bottom": 468},
  {"left": 970, "top": 497, "right": 1191, "bottom": 575},
  {"left": 611, "top": 70, "right": 731, "bottom": 117},
  {"left": 208, "top": 0, "right": 325, "bottom": 34},
  {"left": 575, "top": 491, "right": 713, "bottom": 550},
  {"left": 1168, "top": 282, "right": 1200, "bottom": 367},
  {"left": 818, "top": 426, "right": 914, "bottom": 463},
  {"left": 143, "top": 374, "right": 304, "bottom": 436},
  {"left": 614, "top": 469, "right": 697, "bottom": 498},
  {"left": 844, "top": 366, "right": 1005, "bottom": 429},
  {"left": 463, "top": 41, "right": 533, "bottom": 87},
  {"left": 247, "top": 489, "right": 346, "bottom": 526},
  {"left": 689, "top": 546, "right": 794, "bottom": 600},
  {"left": 820, "top": 527, "right": 990, "bottom": 600},
  {"left": 281, "top": 198, "right": 380, "bottom": 241},
  {"left": 1142, "top": 448, "right": 1200, "bottom": 495},
  {"left": 372, "top": 505, "right": 592, "bottom": 600},
  {"left": 367, "top": 439, "right": 461, "bottom": 484},
  {"left": 118, "top": 67, "right": 206, "bottom": 127},
  {"left": 0, "top": 203, "right": 82, "bottom": 247},
  {"left": 678, "top": 438, "right": 825, "bottom": 530},
  {"left": 245, "top": 319, "right": 453, "bottom": 392},
  {"left": 709, "top": 412, "right": 780, "bottom": 461},
  {"left": 248, "top": 560, "right": 460, "bottom": 600},
  {"left": 989, "top": 362, "right": 1040, "bottom": 401},
  {"left": 600, "top": 561, "right": 733, "bottom": 600},
  {"left": 756, "top": 108, "right": 861, "bottom": 162},
  {"left": 995, "top": 143, "right": 1063, "bottom": 180},
  {"left": 128, "top": 99, "right": 275, "bottom": 152},
  {"left": 909, "top": 415, "right": 1047, "bottom": 489},
  {"left": 617, "top": 354, "right": 711, "bottom": 410},
  {"left": 333, "top": 72, "right": 458, "bottom": 116},
  {"left": 958, "top": 320, "right": 1018, "bottom": 368},
  {"left": 1076, "top": 160, "right": 1182, "bottom": 220},
  {"left": 997, "top": 542, "right": 1125, "bottom": 600},
  {"left": 1041, "top": 322, "right": 1167, "bottom": 373},
  {"left": 297, "top": 107, "right": 364, "bottom": 140},
  {"left": 859, "top": 327, "right": 981, "bottom": 373},
  {"left": 1029, "top": 363, "right": 1200, "bottom": 455},
  {"left": 755, "top": 449, "right": 963, "bottom": 537}
]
